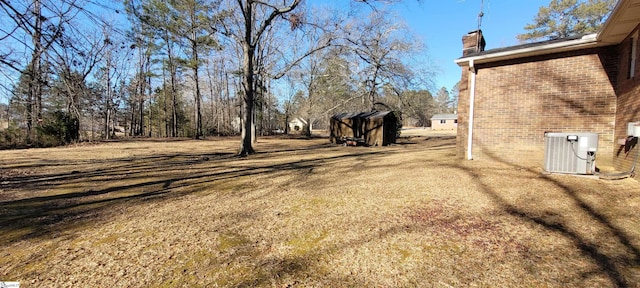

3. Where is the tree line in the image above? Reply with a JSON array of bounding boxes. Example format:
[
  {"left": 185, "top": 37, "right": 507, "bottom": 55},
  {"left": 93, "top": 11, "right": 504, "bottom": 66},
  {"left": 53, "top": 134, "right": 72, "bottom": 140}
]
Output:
[{"left": 0, "top": 0, "right": 454, "bottom": 152}]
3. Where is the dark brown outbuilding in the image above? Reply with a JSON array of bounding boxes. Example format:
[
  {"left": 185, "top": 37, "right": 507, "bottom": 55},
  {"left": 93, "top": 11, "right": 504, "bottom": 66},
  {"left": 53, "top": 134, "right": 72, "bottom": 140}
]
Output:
[{"left": 330, "top": 111, "right": 398, "bottom": 146}]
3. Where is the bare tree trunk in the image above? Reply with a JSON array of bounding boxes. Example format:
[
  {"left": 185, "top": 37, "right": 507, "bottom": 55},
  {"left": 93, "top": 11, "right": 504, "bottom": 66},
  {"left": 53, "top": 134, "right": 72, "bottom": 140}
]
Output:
[
  {"left": 206, "top": 62, "right": 218, "bottom": 136},
  {"left": 26, "top": 0, "right": 43, "bottom": 145},
  {"left": 104, "top": 55, "right": 112, "bottom": 140},
  {"left": 215, "top": 65, "right": 221, "bottom": 135},
  {"left": 169, "top": 55, "right": 178, "bottom": 137},
  {"left": 266, "top": 83, "right": 271, "bottom": 135},
  {"left": 105, "top": 107, "right": 110, "bottom": 139},
  {"left": 134, "top": 47, "right": 145, "bottom": 136},
  {"left": 240, "top": 44, "right": 256, "bottom": 155},
  {"left": 148, "top": 70, "right": 153, "bottom": 137},
  {"left": 226, "top": 71, "right": 231, "bottom": 135},
  {"left": 163, "top": 59, "right": 169, "bottom": 137},
  {"left": 239, "top": 1, "right": 256, "bottom": 156},
  {"left": 138, "top": 76, "right": 144, "bottom": 136},
  {"left": 129, "top": 99, "right": 135, "bottom": 136},
  {"left": 252, "top": 104, "right": 257, "bottom": 143},
  {"left": 112, "top": 109, "right": 117, "bottom": 138},
  {"left": 252, "top": 75, "right": 259, "bottom": 143},
  {"left": 284, "top": 112, "right": 290, "bottom": 135},
  {"left": 193, "top": 43, "right": 203, "bottom": 139},
  {"left": 368, "top": 66, "right": 381, "bottom": 111}
]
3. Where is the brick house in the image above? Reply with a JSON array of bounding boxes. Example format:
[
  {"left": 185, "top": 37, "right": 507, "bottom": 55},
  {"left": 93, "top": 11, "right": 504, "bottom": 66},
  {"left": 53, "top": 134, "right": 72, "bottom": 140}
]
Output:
[
  {"left": 431, "top": 114, "right": 458, "bottom": 130},
  {"left": 454, "top": 0, "right": 640, "bottom": 175}
]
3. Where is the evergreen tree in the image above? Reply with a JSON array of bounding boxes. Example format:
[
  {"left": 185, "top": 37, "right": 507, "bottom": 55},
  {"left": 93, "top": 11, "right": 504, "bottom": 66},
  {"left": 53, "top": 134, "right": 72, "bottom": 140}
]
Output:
[
  {"left": 517, "top": 0, "right": 616, "bottom": 42},
  {"left": 449, "top": 81, "right": 460, "bottom": 112},
  {"left": 169, "top": 0, "right": 219, "bottom": 139}
]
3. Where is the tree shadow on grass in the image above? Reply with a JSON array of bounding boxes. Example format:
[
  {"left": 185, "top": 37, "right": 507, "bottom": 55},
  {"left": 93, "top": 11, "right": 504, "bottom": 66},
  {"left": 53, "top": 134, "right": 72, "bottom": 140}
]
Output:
[
  {"left": 0, "top": 138, "right": 462, "bottom": 286},
  {"left": 12, "top": 137, "right": 637, "bottom": 286},
  {"left": 0, "top": 143, "right": 395, "bottom": 246},
  {"left": 443, "top": 149, "right": 640, "bottom": 287}
]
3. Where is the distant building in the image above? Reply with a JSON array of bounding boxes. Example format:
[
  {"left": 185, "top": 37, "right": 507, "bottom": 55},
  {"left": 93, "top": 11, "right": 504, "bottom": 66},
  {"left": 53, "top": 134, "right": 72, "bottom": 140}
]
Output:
[
  {"left": 431, "top": 114, "right": 458, "bottom": 130},
  {"left": 288, "top": 117, "right": 307, "bottom": 132}
]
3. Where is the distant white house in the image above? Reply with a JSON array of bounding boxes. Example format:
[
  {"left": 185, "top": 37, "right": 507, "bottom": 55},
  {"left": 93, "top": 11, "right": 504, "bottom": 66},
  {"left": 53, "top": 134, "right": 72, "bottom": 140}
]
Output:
[
  {"left": 288, "top": 117, "right": 307, "bottom": 132},
  {"left": 431, "top": 114, "right": 458, "bottom": 130}
]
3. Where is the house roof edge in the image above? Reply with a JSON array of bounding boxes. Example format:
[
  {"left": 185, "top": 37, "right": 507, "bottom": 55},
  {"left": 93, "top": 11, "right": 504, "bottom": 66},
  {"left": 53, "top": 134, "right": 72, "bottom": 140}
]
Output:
[
  {"left": 455, "top": 34, "right": 600, "bottom": 66},
  {"left": 597, "top": 0, "right": 640, "bottom": 44}
]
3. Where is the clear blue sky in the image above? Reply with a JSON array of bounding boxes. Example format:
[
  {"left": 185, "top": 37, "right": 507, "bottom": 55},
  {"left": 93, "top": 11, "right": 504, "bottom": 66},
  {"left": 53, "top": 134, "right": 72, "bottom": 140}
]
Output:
[{"left": 395, "top": 0, "right": 550, "bottom": 92}]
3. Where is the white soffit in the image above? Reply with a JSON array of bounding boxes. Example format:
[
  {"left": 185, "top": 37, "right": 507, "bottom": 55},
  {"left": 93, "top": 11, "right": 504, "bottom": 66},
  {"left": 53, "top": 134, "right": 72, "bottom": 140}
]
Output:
[{"left": 598, "top": 0, "right": 640, "bottom": 44}]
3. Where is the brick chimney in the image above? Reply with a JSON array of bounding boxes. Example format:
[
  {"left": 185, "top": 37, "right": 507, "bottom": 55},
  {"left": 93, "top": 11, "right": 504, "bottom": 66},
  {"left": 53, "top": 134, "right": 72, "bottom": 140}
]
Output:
[{"left": 462, "top": 30, "right": 486, "bottom": 57}]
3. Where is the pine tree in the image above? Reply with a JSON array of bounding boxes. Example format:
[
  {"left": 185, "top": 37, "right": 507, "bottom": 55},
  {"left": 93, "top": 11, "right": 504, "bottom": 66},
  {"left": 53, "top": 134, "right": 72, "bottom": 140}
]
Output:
[
  {"left": 169, "top": 0, "right": 219, "bottom": 139},
  {"left": 517, "top": 0, "right": 616, "bottom": 42}
]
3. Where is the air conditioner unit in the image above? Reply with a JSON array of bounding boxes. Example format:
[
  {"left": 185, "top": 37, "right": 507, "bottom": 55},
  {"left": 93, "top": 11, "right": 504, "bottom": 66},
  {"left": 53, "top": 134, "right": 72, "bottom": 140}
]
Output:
[{"left": 544, "top": 132, "right": 598, "bottom": 174}]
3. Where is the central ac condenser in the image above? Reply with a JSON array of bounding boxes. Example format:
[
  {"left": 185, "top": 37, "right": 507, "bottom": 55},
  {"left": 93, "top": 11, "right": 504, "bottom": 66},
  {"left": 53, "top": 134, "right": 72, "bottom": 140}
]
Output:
[{"left": 544, "top": 132, "right": 598, "bottom": 175}]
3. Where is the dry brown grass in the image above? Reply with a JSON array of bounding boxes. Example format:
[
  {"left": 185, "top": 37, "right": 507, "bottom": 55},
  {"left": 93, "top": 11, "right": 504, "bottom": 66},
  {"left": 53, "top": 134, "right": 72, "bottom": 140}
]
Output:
[{"left": 1, "top": 134, "right": 639, "bottom": 287}]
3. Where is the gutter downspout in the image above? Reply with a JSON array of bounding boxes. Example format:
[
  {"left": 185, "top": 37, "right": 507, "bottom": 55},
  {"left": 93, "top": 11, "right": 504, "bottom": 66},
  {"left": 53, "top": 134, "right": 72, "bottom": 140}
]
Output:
[{"left": 467, "top": 59, "right": 476, "bottom": 160}]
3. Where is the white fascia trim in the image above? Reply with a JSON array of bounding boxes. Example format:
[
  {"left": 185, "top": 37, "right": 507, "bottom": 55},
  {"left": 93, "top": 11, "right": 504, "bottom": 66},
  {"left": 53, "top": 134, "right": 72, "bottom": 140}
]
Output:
[{"left": 455, "top": 34, "right": 599, "bottom": 66}]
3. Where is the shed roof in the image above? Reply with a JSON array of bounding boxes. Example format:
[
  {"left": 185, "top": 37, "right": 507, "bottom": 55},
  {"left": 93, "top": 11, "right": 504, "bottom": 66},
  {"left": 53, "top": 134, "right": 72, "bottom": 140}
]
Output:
[
  {"left": 431, "top": 114, "right": 458, "bottom": 120},
  {"left": 331, "top": 111, "right": 393, "bottom": 120}
]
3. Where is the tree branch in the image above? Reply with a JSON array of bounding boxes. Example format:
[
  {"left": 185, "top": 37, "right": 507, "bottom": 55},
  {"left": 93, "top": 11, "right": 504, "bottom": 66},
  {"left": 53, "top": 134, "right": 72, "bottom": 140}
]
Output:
[
  {"left": 271, "top": 39, "right": 333, "bottom": 79},
  {"left": 253, "top": 0, "right": 301, "bottom": 46}
]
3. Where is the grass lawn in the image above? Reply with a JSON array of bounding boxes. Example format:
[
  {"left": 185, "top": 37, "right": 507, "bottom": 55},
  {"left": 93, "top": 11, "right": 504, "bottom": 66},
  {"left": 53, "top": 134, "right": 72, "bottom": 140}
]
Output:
[{"left": 1, "top": 132, "right": 639, "bottom": 287}]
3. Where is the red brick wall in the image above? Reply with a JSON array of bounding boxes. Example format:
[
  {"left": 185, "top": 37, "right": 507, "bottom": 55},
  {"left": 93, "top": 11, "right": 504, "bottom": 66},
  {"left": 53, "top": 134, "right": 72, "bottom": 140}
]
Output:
[
  {"left": 614, "top": 24, "right": 640, "bottom": 174},
  {"left": 457, "top": 47, "right": 618, "bottom": 165}
]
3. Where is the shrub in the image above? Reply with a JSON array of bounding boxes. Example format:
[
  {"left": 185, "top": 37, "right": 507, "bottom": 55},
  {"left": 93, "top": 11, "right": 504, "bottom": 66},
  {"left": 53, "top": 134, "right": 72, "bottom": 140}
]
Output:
[
  {"left": 0, "top": 125, "right": 26, "bottom": 149},
  {"left": 37, "top": 111, "right": 79, "bottom": 146}
]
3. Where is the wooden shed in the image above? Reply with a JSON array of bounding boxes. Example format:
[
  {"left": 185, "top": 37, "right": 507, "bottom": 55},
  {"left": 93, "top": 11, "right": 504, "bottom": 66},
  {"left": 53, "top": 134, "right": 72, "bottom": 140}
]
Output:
[{"left": 330, "top": 111, "right": 398, "bottom": 146}]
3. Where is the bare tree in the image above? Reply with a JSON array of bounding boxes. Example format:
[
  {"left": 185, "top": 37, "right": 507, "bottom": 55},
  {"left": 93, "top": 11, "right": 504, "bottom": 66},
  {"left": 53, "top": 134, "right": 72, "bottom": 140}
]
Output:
[
  {"left": 1, "top": 0, "right": 123, "bottom": 145},
  {"left": 344, "top": 9, "right": 417, "bottom": 111},
  {"left": 51, "top": 28, "right": 112, "bottom": 141},
  {"left": 0, "top": 0, "right": 75, "bottom": 143},
  {"left": 96, "top": 30, "right": 134, "bottom": 140},
  {"left": 215, "top": 0, "right": 303, "bottom": 155}
]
